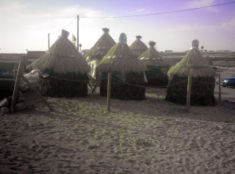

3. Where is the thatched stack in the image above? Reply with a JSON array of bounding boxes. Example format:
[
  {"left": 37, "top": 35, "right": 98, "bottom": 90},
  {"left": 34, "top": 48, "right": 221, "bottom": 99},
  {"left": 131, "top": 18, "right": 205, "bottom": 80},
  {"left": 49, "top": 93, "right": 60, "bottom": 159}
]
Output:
[
  {"left": 0, "top": 62, "right": 16, "bottom": 99},
  {"left": 32, "top": 30, "right": 90, "bottom": 97},
  {"left": 86, "top": 28, "right": 115, "bottom": 78},
  {"left": 96, "top": 33, "right": 146, "bottom": 100},
  {"left": 166, "top": 40, "right": 216, "bottom": 105},
  {"left": 130, "top": 35, "right": 147, "bottom": 58},
  {"left": 0, "top": 80, "right": 14, "bottom": 99},
  {"left": 139, "top": 41, "right": 169, "bottom": 87}
]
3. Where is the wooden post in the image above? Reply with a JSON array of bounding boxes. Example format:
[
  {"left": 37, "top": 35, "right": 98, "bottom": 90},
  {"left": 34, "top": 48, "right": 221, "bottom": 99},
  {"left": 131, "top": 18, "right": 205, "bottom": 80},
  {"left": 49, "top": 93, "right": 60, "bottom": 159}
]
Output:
[
  {"left": 48, "top": 33, "right": 50, "bottom": 49},
  {"left": 10, "top": 56, "right": 25, "bottom": 112},
  {"left": 218, "top": 73, "right": 221, "bottom": 103},
  {"left": 107, "top": 73, "right": 111, "bottom": 112},
  {"left": 77, "top": 15, "right": 79, "bottom": 51},
  {"left": 186, "top": 69, "right": 192, "bottom": 111}
]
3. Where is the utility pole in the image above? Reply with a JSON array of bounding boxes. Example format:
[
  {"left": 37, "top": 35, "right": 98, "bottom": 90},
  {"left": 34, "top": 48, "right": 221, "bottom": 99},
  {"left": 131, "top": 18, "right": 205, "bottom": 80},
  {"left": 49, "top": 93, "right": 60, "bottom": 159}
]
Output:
[
  {"left": 48, "top": 33, "right": 50, "bottom": 49},
  {"left": 77, "top": 15, "right": 79, "bottom": 52}
]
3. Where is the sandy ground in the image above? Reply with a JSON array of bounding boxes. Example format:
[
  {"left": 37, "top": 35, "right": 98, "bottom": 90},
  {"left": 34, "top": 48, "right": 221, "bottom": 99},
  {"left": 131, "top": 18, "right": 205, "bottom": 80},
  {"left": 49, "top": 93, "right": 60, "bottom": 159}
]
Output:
[{"left": 0, "top": 87, "right": 235, "bottom": 174}]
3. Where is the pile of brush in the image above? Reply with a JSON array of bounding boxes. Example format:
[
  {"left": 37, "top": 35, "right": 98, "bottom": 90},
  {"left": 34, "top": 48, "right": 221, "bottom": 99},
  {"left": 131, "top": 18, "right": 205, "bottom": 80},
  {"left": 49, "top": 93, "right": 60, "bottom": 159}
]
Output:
[
  {"left": 0, "top": 92, "right": 34, "bottom": 114},
  {"left": 0, "top": 70, "right": 41, "bottom": 115}
]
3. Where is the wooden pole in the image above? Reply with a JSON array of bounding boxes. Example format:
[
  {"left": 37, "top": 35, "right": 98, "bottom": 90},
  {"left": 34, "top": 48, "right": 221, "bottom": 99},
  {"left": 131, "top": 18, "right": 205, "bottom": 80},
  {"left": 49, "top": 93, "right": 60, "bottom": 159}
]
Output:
[
  {"left": 48, "top": 33, "right": 50, "bottom": 49},
  {"left": 107, "top": 73, "right": 111, "bottom": 112},
  {"left": 218, "top": 73, "right": 221, "bottom": 103},
  {"left": 77, "top": 15, "right": 79, "bottom": 51},
  {"left": 10, "top": 56, "right": 25, "bottom": 112},
  {"left": 186, "top": 69, "right": 192, "bottom": 111}
]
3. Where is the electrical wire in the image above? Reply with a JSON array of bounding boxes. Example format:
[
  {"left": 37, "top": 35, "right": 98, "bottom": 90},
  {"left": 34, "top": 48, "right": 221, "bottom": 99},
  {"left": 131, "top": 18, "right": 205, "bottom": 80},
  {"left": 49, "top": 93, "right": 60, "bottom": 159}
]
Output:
[
  {"left": 80, "top": 0, "right": 235, "bottom": 19},
  {"left": 48, "top": 1, "right": 235, "bottom": 35}
]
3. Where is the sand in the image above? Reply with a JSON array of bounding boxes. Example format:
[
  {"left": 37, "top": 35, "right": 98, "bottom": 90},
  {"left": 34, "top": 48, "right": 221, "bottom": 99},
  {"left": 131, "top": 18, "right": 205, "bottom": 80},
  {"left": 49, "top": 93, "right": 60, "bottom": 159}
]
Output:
[{"left": 0, "top": 88, "right": 235, "bottom": 174}]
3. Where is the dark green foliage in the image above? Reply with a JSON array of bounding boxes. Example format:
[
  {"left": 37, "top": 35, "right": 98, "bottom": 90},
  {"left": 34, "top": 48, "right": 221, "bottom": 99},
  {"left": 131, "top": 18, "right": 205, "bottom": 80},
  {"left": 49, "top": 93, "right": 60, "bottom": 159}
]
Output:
[
  {"left": 166, "top": 76, "right": 215, "bottom": 105},
  {"left": 39, "top": 71, "right": 88, "bottom": 97},
  {"left": 100, "top": 72, "right": 145, "bottom": 100},
  {"left": 145, "top": 65, "right": 168, "bottom": 87}
]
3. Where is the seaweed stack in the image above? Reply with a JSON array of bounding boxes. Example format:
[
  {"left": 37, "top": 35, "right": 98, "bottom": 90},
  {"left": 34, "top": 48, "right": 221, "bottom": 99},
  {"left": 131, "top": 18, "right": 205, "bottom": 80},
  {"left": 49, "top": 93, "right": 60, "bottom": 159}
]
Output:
[
  {"left": 130, "top": 35, "right": 147, "bottom": 58},
  {"left": 96, "top": 33, "right": 146, "bottom": 100},
  {"left": 0, "top": 62, "right": 17, "bottom": 99},
  {"left": 32, "top": 29, "right": 90, "bottom": 97},
  {"left": 139, "top": 41, "right": 169, "bottom": 87},
  {"left": 86, "top": 28, "right": 115, "bottom": 78},
  {"left": 166, "top": 40, "right": 216, "bottom": 105}
]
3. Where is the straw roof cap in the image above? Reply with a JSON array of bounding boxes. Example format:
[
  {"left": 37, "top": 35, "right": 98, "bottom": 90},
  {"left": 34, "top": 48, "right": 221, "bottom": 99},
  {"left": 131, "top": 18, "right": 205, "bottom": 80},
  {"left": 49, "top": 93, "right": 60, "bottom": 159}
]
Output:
[
  {"left": 136, "top": 35, "right": 142, "bottom": 40},
  {"left": 138, "top": 41, "right": 168, "bottom": 67},
  {"left": 86, "top": 28, "right": 115, "bottom": 61},
  {"left": 167, "top": 40, "right": 215, "bottom": 78},
  {"left": 96, "top": 33, "right": 146, "bottom": 73},
  {"left": 102, "top": 27, "right": 109, "bottom": 33},
  {"left": 32, "top": 29, "right": 90, "bottom": 74}
]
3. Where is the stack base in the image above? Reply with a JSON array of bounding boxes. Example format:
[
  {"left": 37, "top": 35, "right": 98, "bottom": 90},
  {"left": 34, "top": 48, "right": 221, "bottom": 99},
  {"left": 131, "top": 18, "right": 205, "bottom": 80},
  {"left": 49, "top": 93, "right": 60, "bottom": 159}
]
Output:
[
  {"left": 0, "top": 80, "right": 14, "bottom": 99},
  {"left": 146, "top": 77, "right": 168, "bottom": 88},
  {"left": 145, "top": 67, "right": 168, "bottom": 88},
  {"left": 100, "top": 73, "right": 145, "bottom": 100},
  {"left": 39, "top": 76, "right": 88, "bottom": 97},
  {"left": 166, "top": 76, "right": 215, "bottom": 106}
]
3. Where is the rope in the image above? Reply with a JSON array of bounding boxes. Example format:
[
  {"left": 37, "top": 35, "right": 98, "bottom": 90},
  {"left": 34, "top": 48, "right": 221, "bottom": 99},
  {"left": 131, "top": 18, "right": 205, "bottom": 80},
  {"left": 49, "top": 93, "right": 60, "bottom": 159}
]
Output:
[
  {"left": 44, "top": 75, "right": 90, "bottom": 83},
  {"left": 39, "top": 73, "right": 210, "bottom": 89}
]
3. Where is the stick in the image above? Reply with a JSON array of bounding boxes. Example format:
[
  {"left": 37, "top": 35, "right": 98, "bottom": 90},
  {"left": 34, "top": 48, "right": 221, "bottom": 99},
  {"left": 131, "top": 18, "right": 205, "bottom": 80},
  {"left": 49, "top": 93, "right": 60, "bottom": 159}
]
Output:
[
  {"left": 10, "top": 56, "right": 25, "bottom": 112},
  {"left": 186, "top": 69, "right": 192, "bottom": 111},
  {"left": 107, "top": 73, "right": 111, "bottom": 112},
  {"left": 218, "top": 73, "right": 221, "bottom": 103},
  {"left": 91, "top": 81, "right": 98, "bottom": 94}
]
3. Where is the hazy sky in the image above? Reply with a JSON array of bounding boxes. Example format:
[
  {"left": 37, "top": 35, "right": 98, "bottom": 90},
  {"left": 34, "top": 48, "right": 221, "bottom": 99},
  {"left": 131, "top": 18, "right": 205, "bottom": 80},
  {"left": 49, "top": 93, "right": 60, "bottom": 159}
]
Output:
[{"left": 0, "top": 0, "right": 235, "bottom": 53}]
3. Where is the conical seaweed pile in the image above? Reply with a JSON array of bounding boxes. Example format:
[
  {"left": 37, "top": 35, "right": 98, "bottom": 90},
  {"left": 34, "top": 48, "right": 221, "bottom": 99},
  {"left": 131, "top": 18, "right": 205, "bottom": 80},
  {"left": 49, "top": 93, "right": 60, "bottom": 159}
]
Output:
[
  {"left": 0, "top": 62, "right": 16, "bottom": 99},
  {"left": 86, "top": 28, "right": 115, "bottom": 62},
  {"left": 139, "top": 41, "right": 169, "bottom": 87},
  {"left": 130, "top": 35, "right": 147, "bottom": 58},
  {"left": 166, "top": 40, "right": 216, "bottom": 105},
  {"left": 86, "top": 28, "right": 115, "bottom": 78},
  {"left": 96, "top": 33, "right": 146, "bottom": 100},
  {"left": 32, "top": 30, "right": 90, "bottom": 97}
]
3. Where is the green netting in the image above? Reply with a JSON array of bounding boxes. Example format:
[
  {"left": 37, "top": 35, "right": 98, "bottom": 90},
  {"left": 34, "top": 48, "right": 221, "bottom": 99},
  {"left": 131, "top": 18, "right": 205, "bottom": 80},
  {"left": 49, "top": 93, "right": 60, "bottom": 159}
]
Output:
[
  {"left": 167, "top": 54, "right": 188, "bottom": 77},
  {"left": 145, "top": 65, "right": 167, "bottom": 79},
  {"left": 98, "top": 44, "right": 119, "bottom": 65}
]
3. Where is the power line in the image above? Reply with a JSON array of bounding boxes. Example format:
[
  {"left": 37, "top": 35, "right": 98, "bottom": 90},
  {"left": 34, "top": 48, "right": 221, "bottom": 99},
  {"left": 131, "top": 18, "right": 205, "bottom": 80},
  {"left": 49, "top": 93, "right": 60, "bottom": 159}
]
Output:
[
  {"left": 63, "top": 16, "right": 77, "bottom": 27},
  {"left": 49, "top": 1, "right": 235, "bottom": 35},
  {"left": 48, "top": 16, "right": 77, "bottom": 34},
  {"left": 80, "top": 0, "right": 235, "bottom": 19}
]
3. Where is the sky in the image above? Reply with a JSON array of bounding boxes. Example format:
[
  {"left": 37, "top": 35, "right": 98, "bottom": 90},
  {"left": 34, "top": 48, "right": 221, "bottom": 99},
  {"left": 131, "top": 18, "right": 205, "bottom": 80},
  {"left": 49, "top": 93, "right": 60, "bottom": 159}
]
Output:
[{"left": 0, "top": 0, "right": 235, "bottom": 53}]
